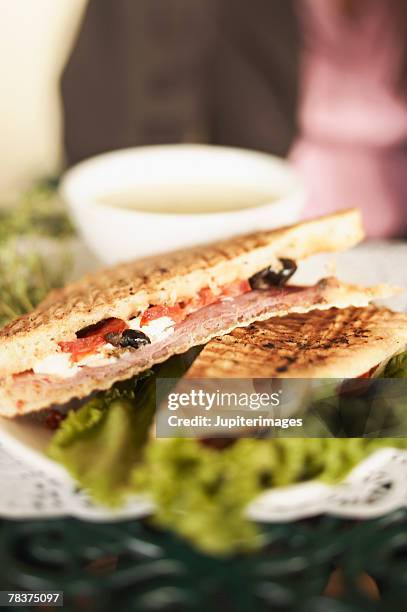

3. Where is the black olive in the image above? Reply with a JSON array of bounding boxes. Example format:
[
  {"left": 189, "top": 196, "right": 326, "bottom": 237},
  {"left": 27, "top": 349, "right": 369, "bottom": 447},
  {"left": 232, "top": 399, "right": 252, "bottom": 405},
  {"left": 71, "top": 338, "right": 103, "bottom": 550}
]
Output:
[
  {"left": 276, "top": 258, "right": 297, "bottom": 283},
  {"left": 249, "top": 258, "right": 297, "bottom": 289},
  {"left": 119, "top": 329, "right": 151, "bottom": 349}
]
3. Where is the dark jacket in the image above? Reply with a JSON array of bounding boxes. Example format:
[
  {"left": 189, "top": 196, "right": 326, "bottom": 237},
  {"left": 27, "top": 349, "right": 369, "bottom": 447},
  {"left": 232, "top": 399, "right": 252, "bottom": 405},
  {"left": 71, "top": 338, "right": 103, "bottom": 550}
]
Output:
[{"left": 61, "top": 0, "right": 299, "bottom": 165}]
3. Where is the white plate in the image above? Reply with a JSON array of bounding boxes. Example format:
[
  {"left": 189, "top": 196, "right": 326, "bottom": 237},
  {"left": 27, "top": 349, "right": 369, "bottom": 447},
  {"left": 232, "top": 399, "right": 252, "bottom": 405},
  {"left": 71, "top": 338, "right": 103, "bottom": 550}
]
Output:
[{"left": 0, "top": 415, "right": 70, "bottom": 481}]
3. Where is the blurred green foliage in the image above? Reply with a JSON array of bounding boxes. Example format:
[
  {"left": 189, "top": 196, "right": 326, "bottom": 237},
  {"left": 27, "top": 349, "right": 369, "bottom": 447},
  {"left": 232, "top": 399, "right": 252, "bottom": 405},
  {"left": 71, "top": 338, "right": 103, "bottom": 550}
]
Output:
[
  {"left": 0, "top": 179, "right": 73, "bottom": 244},
  {"left": 0, "top": 180, "right": 74, "bottom": 328}
]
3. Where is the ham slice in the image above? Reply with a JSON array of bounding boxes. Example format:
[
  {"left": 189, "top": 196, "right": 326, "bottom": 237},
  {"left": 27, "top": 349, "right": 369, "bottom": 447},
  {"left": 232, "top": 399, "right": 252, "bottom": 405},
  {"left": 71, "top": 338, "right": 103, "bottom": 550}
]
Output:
[{"left": 0, "top": 278, "right": 389, "bottom": 415}]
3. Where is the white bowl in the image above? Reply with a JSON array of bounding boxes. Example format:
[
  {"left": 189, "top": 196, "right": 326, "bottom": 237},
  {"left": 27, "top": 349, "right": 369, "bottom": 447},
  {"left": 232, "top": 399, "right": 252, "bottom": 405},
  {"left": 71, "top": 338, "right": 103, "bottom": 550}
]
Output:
[{"left": 60, "top": 144, "right": 306, "bottom": 265}]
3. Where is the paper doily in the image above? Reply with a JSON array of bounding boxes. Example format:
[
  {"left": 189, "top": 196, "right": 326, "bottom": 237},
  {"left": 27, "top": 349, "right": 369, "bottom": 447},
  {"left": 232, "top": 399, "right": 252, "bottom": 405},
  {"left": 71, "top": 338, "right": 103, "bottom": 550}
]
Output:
[{"left": 1, "top": 441, "right": 407, "bottom": 523}]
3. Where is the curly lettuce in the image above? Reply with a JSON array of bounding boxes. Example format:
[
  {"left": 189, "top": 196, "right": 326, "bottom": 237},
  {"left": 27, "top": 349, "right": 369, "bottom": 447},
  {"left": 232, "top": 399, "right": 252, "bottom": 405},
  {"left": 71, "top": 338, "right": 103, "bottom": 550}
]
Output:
[
  {"left": 47, "top": 352, "right": 198, "bottom": 506},
  {"left": 131, "top": 436, "right": 407, "bottom": 555},
  {"left": 48, "top": 375, "right": 155, "bottom": 506}
]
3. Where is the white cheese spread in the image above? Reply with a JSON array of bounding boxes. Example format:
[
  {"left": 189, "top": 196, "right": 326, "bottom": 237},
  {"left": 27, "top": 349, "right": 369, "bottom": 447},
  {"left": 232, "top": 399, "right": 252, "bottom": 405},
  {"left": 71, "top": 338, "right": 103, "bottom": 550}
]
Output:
[
  {"left": 128, "top": 315, "right": 175, "bottom": 341},
  {"left": 32, "top": 316, "right": 175, "bottom": 378}
]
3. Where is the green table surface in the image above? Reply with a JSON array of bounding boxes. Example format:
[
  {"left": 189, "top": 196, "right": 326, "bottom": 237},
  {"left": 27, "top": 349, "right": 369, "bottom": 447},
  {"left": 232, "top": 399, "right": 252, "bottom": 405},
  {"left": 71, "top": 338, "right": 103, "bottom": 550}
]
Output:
[{"left": 0, "top": 510, "right": 406, "bottom": 611}]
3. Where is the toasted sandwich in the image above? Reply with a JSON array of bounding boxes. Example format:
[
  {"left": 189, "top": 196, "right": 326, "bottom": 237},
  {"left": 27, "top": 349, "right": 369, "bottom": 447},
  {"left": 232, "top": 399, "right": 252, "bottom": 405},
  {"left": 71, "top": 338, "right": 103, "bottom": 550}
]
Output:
[{"left": 0, "top": 209, "right": 394, "bottom": 416}]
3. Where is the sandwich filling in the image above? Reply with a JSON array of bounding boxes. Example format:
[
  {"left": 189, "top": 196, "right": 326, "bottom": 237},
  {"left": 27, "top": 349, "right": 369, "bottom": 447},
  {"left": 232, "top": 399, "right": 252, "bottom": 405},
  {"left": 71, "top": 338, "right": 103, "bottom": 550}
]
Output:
[
  {"left": 31, "top": 260, "right": 297, "bottom": 378},
  {"left": 3, "top": 278, "right": 397, "bottom": 416},
  {"left": 30, "top": 260, "right": 300, "bottom": 379}
]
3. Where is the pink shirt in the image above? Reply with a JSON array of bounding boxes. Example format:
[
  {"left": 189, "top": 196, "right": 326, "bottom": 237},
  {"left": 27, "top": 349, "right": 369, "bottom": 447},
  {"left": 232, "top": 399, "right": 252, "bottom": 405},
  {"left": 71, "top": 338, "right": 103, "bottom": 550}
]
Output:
[{"left": 290, "top": 0, "right": 407, "bottom": 237}]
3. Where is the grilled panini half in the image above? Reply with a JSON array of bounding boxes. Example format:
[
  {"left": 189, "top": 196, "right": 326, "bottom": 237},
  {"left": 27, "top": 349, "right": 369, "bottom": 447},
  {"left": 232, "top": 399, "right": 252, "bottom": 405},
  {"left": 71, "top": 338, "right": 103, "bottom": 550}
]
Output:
[{"left": 0, "top": 209, "right": 394, "bottom": 416}]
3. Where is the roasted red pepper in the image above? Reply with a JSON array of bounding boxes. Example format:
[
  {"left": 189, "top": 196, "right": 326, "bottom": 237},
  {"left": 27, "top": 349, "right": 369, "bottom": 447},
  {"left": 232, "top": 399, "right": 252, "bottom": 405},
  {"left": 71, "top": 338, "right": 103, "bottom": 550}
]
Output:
[
  {"left": 59, "top": 318, "right": 127, "bottom": 362},
  {"left": 139, "top": 303, "right": 185, "bottom": 327},
  {"left": 140, "top": 279, "right": 251, "bottom": 327}
]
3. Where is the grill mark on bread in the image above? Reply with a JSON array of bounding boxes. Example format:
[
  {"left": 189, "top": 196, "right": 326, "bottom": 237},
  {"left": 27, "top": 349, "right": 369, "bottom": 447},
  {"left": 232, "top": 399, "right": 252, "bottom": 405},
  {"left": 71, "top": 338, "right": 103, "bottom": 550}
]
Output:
[{"left": 186, "top": 306, "right": 407, "bottom": 379}]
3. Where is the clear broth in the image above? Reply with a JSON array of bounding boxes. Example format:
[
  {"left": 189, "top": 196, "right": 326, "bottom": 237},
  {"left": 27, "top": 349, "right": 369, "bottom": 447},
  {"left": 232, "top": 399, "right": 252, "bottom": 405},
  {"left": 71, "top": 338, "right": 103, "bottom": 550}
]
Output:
[{"left": 99, "top": 184, "right": 276, "bottom": 214}]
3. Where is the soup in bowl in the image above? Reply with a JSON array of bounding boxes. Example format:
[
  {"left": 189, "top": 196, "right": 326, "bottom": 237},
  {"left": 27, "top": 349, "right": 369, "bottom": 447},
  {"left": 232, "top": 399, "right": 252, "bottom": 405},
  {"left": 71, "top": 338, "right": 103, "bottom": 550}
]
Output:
[{"left": 60, "top": 144, "right": 306, "bottom": 265}]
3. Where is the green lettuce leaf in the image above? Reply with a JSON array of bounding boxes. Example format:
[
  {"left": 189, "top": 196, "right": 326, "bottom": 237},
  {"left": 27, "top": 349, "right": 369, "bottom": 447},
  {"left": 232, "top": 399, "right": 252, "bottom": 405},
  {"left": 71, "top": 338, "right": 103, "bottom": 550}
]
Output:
[
  {"left": 48, "top": 374, "right": 156, "bottom": 506},
  {"left": 379, "top": 350, "right": 407, "bottom": 378},
  {"left": 131, "top": 436, "right": 407, "bottom": 555},
  {"left": 47, "top": 352, "right": 199, "bottom": 506}
]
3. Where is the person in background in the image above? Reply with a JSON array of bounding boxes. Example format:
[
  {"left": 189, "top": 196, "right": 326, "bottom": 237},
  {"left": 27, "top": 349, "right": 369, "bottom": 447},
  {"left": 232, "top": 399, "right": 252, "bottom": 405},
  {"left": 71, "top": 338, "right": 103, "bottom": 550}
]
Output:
[{"left": 291, "top": 0, "right": 407, "bottom": 237}]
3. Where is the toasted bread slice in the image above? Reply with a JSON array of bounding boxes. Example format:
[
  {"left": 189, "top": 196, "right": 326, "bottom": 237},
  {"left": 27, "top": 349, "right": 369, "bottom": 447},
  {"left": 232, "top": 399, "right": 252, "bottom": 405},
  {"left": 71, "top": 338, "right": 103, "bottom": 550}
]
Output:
[
  {"left": 0, "top": 209, "right": 363, "bottom": 377},
  {"left": 186, "top": 306, "right": 407, "bottom": 379}
]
